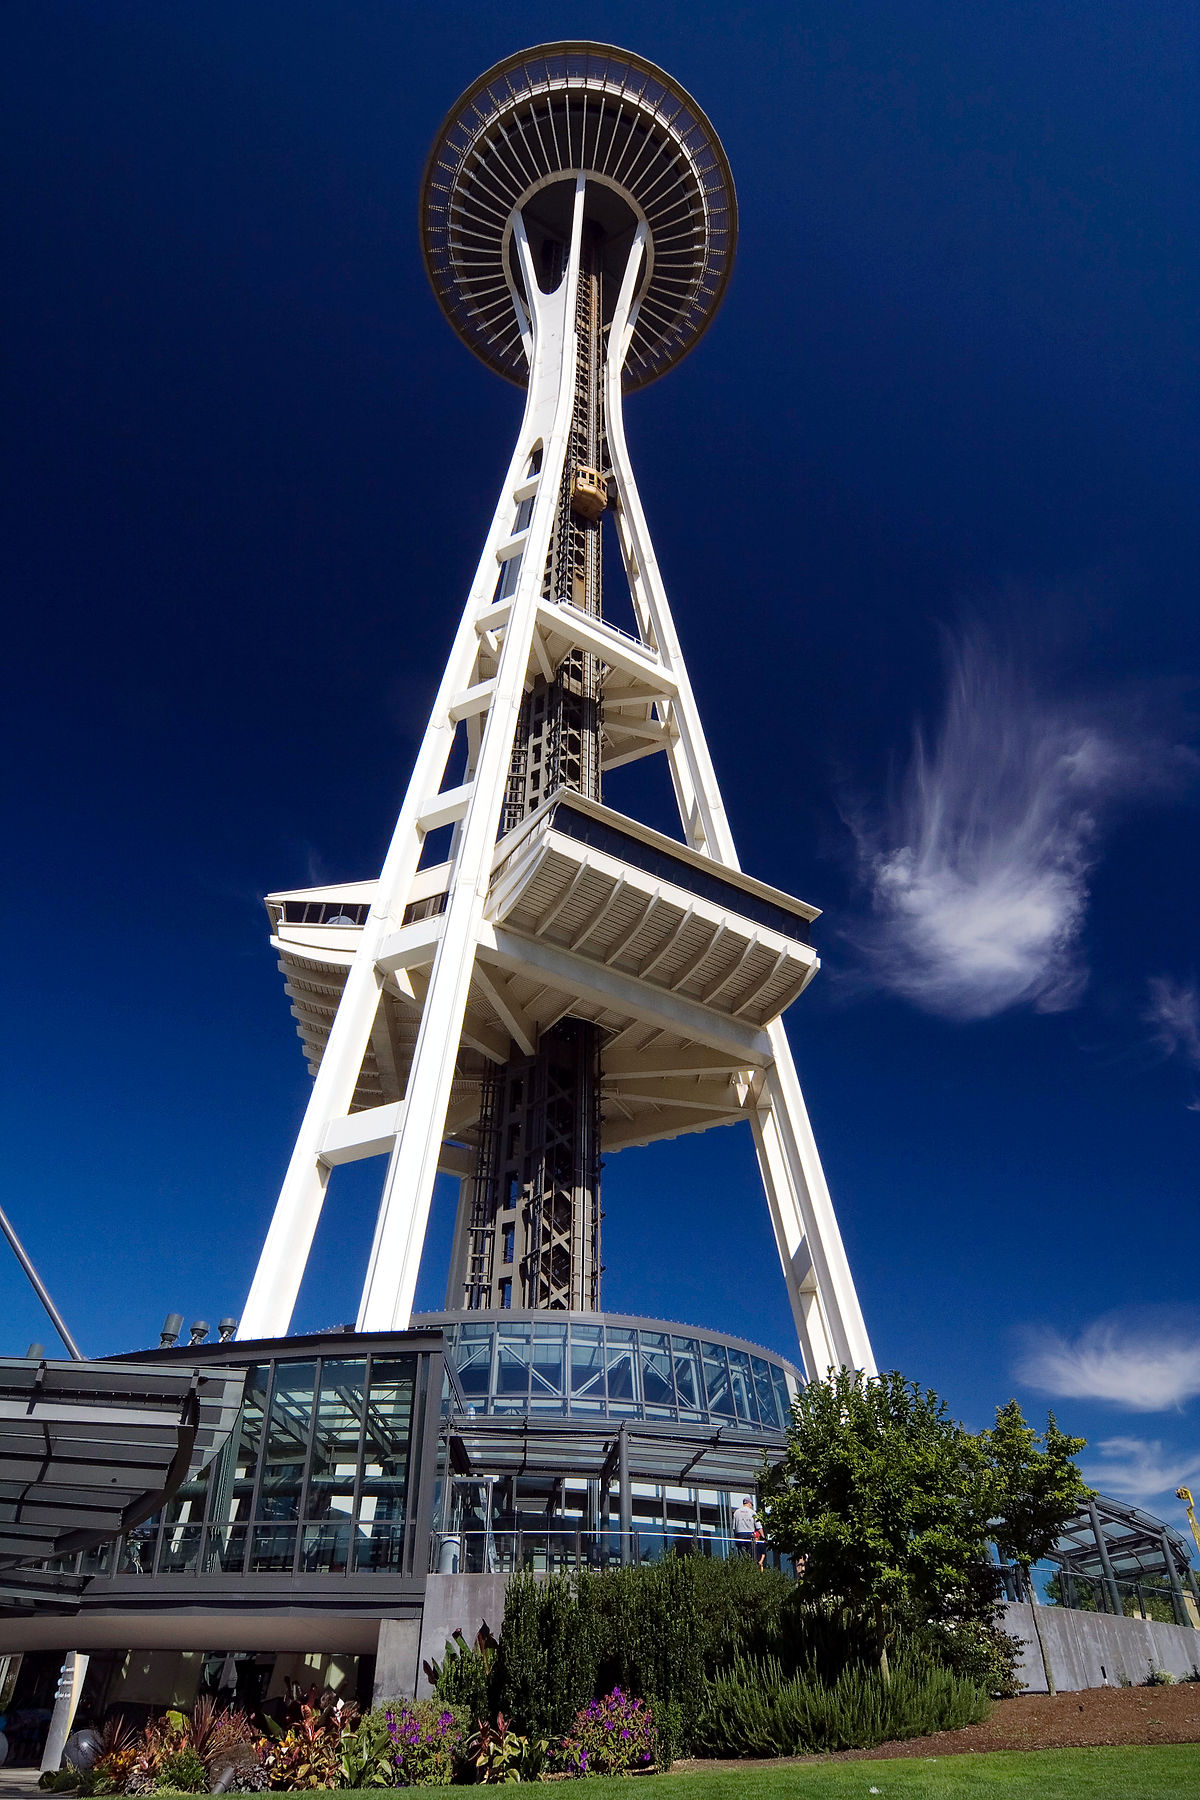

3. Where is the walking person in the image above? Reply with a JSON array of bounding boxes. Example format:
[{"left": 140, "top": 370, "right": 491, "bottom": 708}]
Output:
[{"left": 732, "top": 1495, "right": 758, "bottom": 1557}]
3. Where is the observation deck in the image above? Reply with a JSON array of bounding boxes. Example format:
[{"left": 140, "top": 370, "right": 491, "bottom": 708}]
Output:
[
  {"left": 420, "top": 41, "right": 737, "bottom": 388},
  {"left": 266, "top": 797, "right": 818, "bottom": 1162}
]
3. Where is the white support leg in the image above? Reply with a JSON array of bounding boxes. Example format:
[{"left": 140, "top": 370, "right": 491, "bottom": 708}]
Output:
[
  {"left": 355, "top": 180, "right": 591, "bottom": 1332},
  {"left": 605, "top": 251, "right": 876, "bottom": 1377},
  {"left": 238, "top": 191, "right": 585, "bottom": 1343}
]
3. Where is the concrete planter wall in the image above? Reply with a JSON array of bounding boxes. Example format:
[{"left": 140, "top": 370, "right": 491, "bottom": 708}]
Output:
[{"left": 1002, "top": 1600, "right": 1200, "bottom": 1692}]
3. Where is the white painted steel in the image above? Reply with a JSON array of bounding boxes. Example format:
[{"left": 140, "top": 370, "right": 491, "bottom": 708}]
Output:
[
  {"left": 602, "top": 235, "right": 876, "bottom": 1377},
  {"left": 241, "top": 127, "right": 875, "bottom": 1378},
  {"left": 355, "top": 182, "right": 593, "bottom": 1332}
]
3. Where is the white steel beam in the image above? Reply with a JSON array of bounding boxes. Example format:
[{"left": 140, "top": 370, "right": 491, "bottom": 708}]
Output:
[
  {"left": 354, "top": 181, "right": 592, "bottom": 1333},
  {"left": 481, "top": 925, "right": 773, "bottom": 1065},
  {"left": 318, "top": 1103, "right": 406, "bottom": 1167},
  {"left": 604, "top": 226, "right": 876, "bottom": 1376}
]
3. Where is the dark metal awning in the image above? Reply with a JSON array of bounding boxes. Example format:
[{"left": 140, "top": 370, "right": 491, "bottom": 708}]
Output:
[
  {"left": 0, "top": 1356, "right": 246, "bottom": 1576},
  {"left": 445, "top": 1411, "right": 784, "bottom": 1490}
]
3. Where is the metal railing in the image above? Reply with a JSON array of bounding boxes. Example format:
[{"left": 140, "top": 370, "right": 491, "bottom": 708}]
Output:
[
  {"left": 430, "top": 1528, "right": 790, "bottom": 1575},
  {"left": 998, "top": 1561, "right": 1199, "bottom": 1629}
]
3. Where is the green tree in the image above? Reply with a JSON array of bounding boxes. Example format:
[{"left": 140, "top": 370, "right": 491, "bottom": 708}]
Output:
[
  {"left": 760, "top": 1368, "right": 995, "bottom": 1679},
  {"left": 983, "top": 1400, "right": 1091, "bottom": 1696}
]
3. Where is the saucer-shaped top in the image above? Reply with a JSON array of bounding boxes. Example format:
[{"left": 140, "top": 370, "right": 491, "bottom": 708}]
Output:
[{"left": 420, "top": 43, "right": 737, "bottom": 390}]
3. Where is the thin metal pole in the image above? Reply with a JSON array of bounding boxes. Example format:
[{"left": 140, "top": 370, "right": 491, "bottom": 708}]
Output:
[
  {"left": 0, "top": 1201, "right": 83, "bottom": 1358},
  {"left": 618, "top": 1420, "right": 632, "bottom": 1564}
]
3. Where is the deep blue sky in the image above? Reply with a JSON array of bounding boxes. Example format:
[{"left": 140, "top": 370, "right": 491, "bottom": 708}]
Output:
[{"left": 4, "top": 4, "right": 1199, "bottom": 1520}]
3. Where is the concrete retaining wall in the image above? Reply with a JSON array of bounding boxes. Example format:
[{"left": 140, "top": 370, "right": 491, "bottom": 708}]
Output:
[
  {"left": 413, "top": 1574, "right": 513, "bottom": 1698},
  {"left": 1001, "top": 1600, "right": 1200, "bottom": 1692}
]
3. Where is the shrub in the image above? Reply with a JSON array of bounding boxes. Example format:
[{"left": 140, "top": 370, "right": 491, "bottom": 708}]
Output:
[
  {"left": 427, "top": 1626, "right": 495, "bottom": 1725},
  {"left": 384, "top": 1700, "right": 465, "bottom": 1787},
  {"left": 559, "top": 1688, "right": 656, "bottom": 1777},
  {"left": 335, "top": 1709, "right": 398, "bottom": 1790},
  {"left": 492, "top": 1571, "right": 599, "bottom": 1739},
  {"left": 692, "top": 1647, "right": 991, "bottom": 1758},
  {"left": 913, "top": 1618, "right": 1024, "bottom": 1698},
  {"left": 462, "top": 1712, "right": 548, "bottom": 1784},
  {"left": 153, "top": 1748, "right": 207, "bottom": 1792}
]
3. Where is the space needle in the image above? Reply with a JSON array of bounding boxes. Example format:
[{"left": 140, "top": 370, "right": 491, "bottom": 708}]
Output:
[{"left": 241, "top": 42, "right": 874, "bottom": 1381}]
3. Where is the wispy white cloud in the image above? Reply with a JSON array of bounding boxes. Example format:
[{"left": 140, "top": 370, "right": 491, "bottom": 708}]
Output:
[
  {"left": 1017, "top": 1314, "right": 1200, "bottom": 1412},
  {"left": 1084, "top": 1436, "right": 1200, "bottom": 1505},
  {"left": 1145, "top": 977, "right": 1200, "bottom": 1109},
  {"left": 852, "top": 628, "right": 1191, "bottom": 1021}
]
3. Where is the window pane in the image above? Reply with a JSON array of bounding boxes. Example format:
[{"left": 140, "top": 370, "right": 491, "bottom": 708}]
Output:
[
  {"left": 353, "top": 1518, "right": 406, "bottom": 1573},
  {"left": 205, "top": 1523, "right": 248, "bottom": 1575},
  {"left": 605, "top": 1328, "right": 637, "bottom": 1409},
  {"left": 571, "top": 1327, "right": 605, "bottom": 1405},
  {"left": 454, "top": 1331, "right": 494, "bottom": 1400},
  {"left": 727, "top": 1348, "right": 756, "bottom": 1424},
  {"left": 305, "top": 1359, "right": 365, "bottom": 1521},
  {"left": 359, "top": 1356, "right": 416, "bottom": 1527},
  {"left": 496, "top": 1326, "right": 531, "bottom": 1396},
  {"left": 300, "top": 1520, "right": 352, "bottom": 1573},
  {"left": 752, "top": 1357, "right": 780, "bottom": 1429},
  {"left": 120, "top": 1514, "right": 160, "bottom": 1576},
  {"left": 250, "top": 1523, "right": 297, "bottom": 1572},
  {"left": 531, "top": 1329, "right": 564, "bottom": 1397},
  {"left": 701, "top": 1343, "right": 735, "bottom": 1420},
  {"left": 258, "top": 1361, "right": 316, "bottom": 1521},
  {"left": 639, "top": 1332, "right": 674, "bottom": 1413},
  {"left": 157, "top": 1524, "right": 204, "bottom": 1575},
  {"left": 211, "top": 1364, "right": 268, "bottom": 1525},
  {"left": 671, "top": 1337, "right": 703, "bottom": 1417}
]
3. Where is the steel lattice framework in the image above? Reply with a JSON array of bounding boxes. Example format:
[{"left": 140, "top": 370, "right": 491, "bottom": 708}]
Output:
[{"left": 241, "top": 43, "right": 874, "bottom": 1382}]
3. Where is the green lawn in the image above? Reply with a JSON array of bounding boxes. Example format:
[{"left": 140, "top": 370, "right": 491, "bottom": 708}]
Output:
[
  {"left": 544, "top": 1746, "right": 1200, "bottom": 1798},
  {"left": 321, "top": 1745, "right": 1200, "bottom": 1799}
]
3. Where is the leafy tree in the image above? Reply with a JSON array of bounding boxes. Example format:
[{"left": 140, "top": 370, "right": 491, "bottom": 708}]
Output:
[
  {"left": 983, "top": 1400, "right": 1091, "bottom": 1695},
  {"left": 760, "top": 1368, "right": 996, "bottom": 1679}
]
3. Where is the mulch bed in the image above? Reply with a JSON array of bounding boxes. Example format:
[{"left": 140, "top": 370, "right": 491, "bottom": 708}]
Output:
[{"left": 673, "top": 1683, "right": 1200, "bottom": 1768}]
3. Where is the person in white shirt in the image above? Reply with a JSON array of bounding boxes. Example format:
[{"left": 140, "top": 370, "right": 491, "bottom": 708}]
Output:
[{"left": 732, "top": 1496, "right": 757, "bottom": 1554}]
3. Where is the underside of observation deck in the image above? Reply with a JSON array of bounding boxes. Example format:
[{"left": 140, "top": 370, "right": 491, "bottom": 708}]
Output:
[{"left": 266, "top": 795, "right": 818, "bottom": 1168}]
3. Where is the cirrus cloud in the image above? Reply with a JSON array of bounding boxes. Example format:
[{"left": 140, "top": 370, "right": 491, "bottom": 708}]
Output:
[
  {"left": 1083, "top": 1437, "right": 1200, "bottom": 1505},
  {"left": 1016, "top": 1314, "right": 1200, "bottom": 1412},
  {"left": 851, "top": 627, "right": 1193, "bottom": 1020}
]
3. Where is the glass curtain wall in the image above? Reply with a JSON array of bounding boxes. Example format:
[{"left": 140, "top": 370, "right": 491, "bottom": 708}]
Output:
[
  {"left": 443, "top": 1318, "right": 795, "bottom": 1429},
  {"left": 88, "top": 1352, "right": 420, "bottom": 1581}
]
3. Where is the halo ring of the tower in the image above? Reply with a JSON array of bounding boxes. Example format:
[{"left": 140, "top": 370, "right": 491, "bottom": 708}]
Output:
[{"left": 419, "top": 41, "right": 737, "bottom": 390}]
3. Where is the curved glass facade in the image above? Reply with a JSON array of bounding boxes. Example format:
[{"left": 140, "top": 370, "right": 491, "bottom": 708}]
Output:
[
  {"left": 49, "top": 1316, "right": 799, "bottom": 1602},
  {"left": 421, "top": 1311, "right": 800, "bottom": 1431}
]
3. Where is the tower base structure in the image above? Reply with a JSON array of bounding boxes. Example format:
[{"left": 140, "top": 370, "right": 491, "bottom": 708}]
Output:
[{"left": 0, "top": 1314, "right": 807, "bottom": 1734}]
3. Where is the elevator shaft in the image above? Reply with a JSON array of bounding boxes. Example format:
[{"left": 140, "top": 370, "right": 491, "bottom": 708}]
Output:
[{"left": 451, "top": 234, "right": 606, "bottom": 1312}]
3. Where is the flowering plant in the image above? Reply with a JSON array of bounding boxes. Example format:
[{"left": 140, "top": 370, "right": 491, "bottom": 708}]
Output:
[
  {"left": 385, "top": 1700, "right": 465, "bottom": 1787},
  {"left": 560, "top": 1688, "right": 655, "bottom": 1777}
]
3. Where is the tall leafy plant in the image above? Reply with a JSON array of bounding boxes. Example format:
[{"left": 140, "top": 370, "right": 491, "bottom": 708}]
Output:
[
  {"left": 760, "top": 1368, "right": 996, "bottom": 1678},
  {"left": 984, "top": 1399, "right": 1090, "bottom": 1696}
]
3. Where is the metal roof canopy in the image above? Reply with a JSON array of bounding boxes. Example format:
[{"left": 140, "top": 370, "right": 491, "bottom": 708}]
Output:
[
  {"left": 1052, "top": 1491, "right": 1195, "bottom": 1583},
  {"left": 444, "top": 1410, "right": 784, "bottom": 1489},
  {"left": 0, "top": 1356, "right": 245, "bottom": 1577}
]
